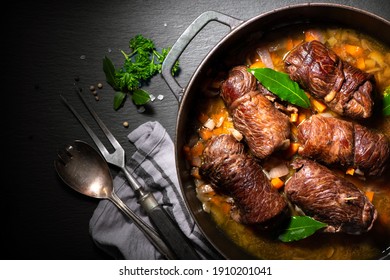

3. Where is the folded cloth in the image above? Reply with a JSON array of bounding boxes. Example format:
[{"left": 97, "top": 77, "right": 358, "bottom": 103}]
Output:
[{"left": 89, "top": 121, "right": 221, "bottom": 260}]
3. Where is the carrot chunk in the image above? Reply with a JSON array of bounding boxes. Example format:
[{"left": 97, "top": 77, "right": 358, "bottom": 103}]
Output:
[
  {"left": 284, "top": 142, "right": 300, "bottom": 158},
  {"left": 344, "top": 44, "right": 363, "bottom": 57},
  {"left": 271, "top": 177, "right": 285, "bottom": 189},
  {"left": 365, "top": 191, "right": 374, "bottom": 202},
  {"left": 290, "top": 113, "right": 298, "bottom": 123},
  {"left": 311, "top": 98, "right": 327, "bottom": 113},
  {"left": 346, "top": 167, "right": 355, "bottom": 176},
  {"left": 250, "top": 60, "right": 266, "bottom": 69},
  {"left": 356, "top": 57, "right": 366, "bottom": 70},
  {"left": 199, "top": 128, "right": 213, "bottom": 140},
  {"left": 191, "top": 141, "right": 204, "bottom": 157}
]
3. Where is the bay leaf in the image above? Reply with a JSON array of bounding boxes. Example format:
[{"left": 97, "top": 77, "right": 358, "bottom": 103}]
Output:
[
  {"left": 113, "top": 91, "right": 126, "bottom": 110},
  {"left": 103, "top": 56, "right": 118, "bottom": 90},
  {"left": 278, "top": 216, "right": 327, "bottom": 242},
  {"left": 132, "top": 89, "right": 151, "bottom": 105},
  {"left": 248, "top": 68, "right": 311, "bottom": 108}
]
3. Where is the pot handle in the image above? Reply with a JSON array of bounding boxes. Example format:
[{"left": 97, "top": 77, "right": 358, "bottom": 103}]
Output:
[{"left": 162, "top": 11, "right": 243, "bottom": 102}]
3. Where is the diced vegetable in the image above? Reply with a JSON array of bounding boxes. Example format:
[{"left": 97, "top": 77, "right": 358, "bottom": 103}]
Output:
[
  {"left": 284, "top": 142, "right": 300, "bottom": 158},
  {"left": 346, "top": 167, "right": 355, "bottom": 176},
  {"left": 191, "top": 167, "right": 202, "bottom": 179},
  {"left": 304, "top": 29, "right": 324, "bottom": 43},
  {"left": 256, "top": 47, "right": 274, "bottom": 69},
  {"left": 298, "top": 113, "right": 307, "bottom": 125},
  {"left": 229, "top": 128, "right": 243, "bottom": 141},
  {"left": 365, "top": 191, "right": 374, "bottom": 202},
  {"left": 365, "top": 59, "right": 376, "bottom": 68},
  {"left": 199, "top": 128, "right": 213, "bottom": 140},
  {"left": 356, "top": 57, "right": 366, "bottom": 70},
  {"left": 197, "top": 183, "right": 215, "bottom": 195},
  {"left": 286, "top": 37, "right": 294, "bottom": 51},
  {"left": 271, "top": 177, "right": 285, "bottom": 189},
  {"left": 327, "top": 36, "right": 337, "bottom": 48},
  {"left": 290, "top": 113, "right": 298, "bottom": 123},
  {"left": 190, "top": 141, "right": 205, "bottom": 157},
  {"left": 268, "top": 163, "right": 289, "bottom": 179},
  {"left": 203, "top": 118, "right": 216, "bottom": 130},
  {"left": 344, "top": 44, "right": 364, "bottom": 57},
  {"left": 369, "top": 51, "right": 385, "bottom": 67},
  {"left": 250, "top": 60, "right": 266, "bottom": 69},
  {"left": 311, "top": 98, "right": 327, "bottom": 113}
]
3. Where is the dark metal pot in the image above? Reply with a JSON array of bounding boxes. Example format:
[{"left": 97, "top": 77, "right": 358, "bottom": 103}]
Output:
[{"left": 162, "top": 3, "right": 390, "bottom": 259}]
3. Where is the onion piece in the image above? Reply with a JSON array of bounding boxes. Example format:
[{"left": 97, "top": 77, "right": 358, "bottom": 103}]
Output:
[
  {"left": 319, "top": 112, "right": 335, "bottom": 118},
  {"left": 203, "top": 118, "right": 216, "bottom": 130},
  {"left": 197, "top": 184, "right": 215, "bottom": 194},
  {"left": 196, "top": 193, "right": 211, "bottom": 203},
  {"left": 268, "top": 162, "right": 289, "bottom": 178},
  {"left": 256, "top": 47, "right": 274, "bottom": 69},
  {"left": 202, "top": 202, "right": 211, "bottom": 213},
  {"left": 229, "top": 128, "right": 243, "bottom": 141},
  {"left": 215, "top": 116, "right": 225, "bottom": 128}
]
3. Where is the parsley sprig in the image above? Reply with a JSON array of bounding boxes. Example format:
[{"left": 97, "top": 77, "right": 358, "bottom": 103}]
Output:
[{"left": 103, "top": 34, "right": 179, "bottom": 110}]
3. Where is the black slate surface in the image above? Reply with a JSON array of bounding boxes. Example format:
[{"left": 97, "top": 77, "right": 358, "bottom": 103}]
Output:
[{"left": 4, "top": 0, "right": 389, "bottom": 259}]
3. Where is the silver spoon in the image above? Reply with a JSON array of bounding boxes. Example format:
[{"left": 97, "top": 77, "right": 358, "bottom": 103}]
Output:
[{"left": 54, "top": 140, "right": 176, "bottom": 259}]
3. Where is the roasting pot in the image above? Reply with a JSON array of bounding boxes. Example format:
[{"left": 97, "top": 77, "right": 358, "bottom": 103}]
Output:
[{"left": 161, "top": 3, "right": 390, "bottom": 259}]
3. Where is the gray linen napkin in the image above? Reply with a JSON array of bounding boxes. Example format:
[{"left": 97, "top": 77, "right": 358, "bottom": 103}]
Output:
[{"left": 89, "top": 121, "right": 220, "bottom": 260}]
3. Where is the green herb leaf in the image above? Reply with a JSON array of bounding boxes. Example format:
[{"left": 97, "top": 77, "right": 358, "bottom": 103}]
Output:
[
  {"left": 278, "top": 216, "right": 327, "bottom": 242},
  {"left": 103, "top": 56, "right": 118, "bottom": 90},
  {"left": 104, "top": 34, "right": 179, "bottom": 110},
  {"left": 132, "top": 89, "right": 150, "bottom": 105},
  {"left": 248, "top": 68, "right": 311, "bottom": 108},
  {"left": 113, "top": 92, "right": 126, "bottom": 110},
  {"left": 383, "top": 86, "right": 390, "bottom": 116}
]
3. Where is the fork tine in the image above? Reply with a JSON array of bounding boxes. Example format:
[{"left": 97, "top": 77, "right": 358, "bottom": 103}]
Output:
[
  {"left": 74, "top": 86, "right": 123, "bottom": 151},
  {"left": 60, "top": 94, "right": 111, "bottom": 159}
]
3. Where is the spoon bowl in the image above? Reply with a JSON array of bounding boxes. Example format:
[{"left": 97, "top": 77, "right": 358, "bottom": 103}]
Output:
[
  {"left": 55, "top": 140, "right": 113, "bottom": 199},
  {"left": 54, "top": 140, "right": 175, "bottom": 259}
]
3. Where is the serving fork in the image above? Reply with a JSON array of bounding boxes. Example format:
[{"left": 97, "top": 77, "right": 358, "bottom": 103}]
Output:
[{"left": 59, "top": 86, "right": 200, "bottom": 260}]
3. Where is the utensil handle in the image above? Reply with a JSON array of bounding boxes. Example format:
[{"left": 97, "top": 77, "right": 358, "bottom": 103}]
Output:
[
  {"left": 161, "top": 11, "right": 243, "bottom": 102},
  {"left": 139, "top": 192, "right": 201, "bottom": 260},
  {"left": 122, "top": 163, "right": 200, "bottom": 259},
  {"left": 109, "top": 192, "right": 176, "bottom": 260}
]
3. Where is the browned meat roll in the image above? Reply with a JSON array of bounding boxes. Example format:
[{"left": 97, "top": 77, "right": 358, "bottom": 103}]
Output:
[
  {"left": 200, "top": 134, "right": 288, "bottom": 225},
  {"left": 298, "top": 114, "right": 389, "bottom": 176},
  {"left": 220, "top": 65, "right": 291, "bottom": 159},
  {"left": 284, "top": 40, "right": 375, "bottom": 119},
  {"left": 285, "top": 159, "right": 377, "bottom": 234}
]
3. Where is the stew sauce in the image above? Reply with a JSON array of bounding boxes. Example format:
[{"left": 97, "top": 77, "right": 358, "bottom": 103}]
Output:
[{"left": 184, "top": 25, "right": 390, "bottom": 259}]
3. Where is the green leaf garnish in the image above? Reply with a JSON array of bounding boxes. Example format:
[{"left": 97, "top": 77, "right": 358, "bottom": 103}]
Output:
[
  {"left": 248, "top": 68, "right": 311, "bottom": 108},
  {"left": 383, "top": 86, "right": 390, "bottom": 116},
  {"left": 102, "top": 56, "right": 118, "bottom": 90},
  {"left": 103, "top": 34, "right": 179, "bottom": 110},
  {"left": 113, "top": 92, "right": 126, "bottom": 110},
  {"left": 132, "top": 89, "right": 150, "bottom": 105},
  {"left": 278, "top": 216, "right": 327, "bottom": 242}
]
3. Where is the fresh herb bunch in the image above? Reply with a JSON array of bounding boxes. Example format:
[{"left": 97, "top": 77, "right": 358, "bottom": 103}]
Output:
[{"left": 103, "top": 34, "right": 179, "bottom": 110}]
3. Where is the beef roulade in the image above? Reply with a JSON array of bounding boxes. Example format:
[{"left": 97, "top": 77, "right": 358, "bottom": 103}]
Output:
[
  {"left": 297, "top": 114, "right": 389, "bottom": 176},
  {"left": 220, "top": 65, "right": 291, "bottom": 159},
  {"left": 284, "top": 40, "right": 375, "bottom": 119},
  {"left": 200, "top": 134, "right": 288, "bottom": 225},
  {"left": 285, "top": 158, "right": 377, "bottom": 235}
]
